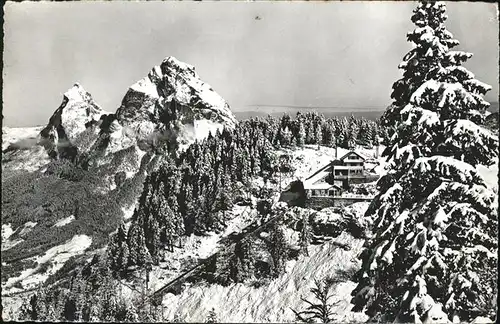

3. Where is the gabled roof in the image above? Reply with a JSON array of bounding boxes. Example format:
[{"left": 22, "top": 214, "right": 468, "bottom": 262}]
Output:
[
  {"left": 301, "top": 148, "right": 367, "bottom": 190},
  {"left": 338, "top": 150, "right": 366, "bottom": 161}
]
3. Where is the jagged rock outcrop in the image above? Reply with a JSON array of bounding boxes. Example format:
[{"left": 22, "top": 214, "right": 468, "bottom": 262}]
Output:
[
  {"left": 39, "top": 83, "right": 108, "bottom": 160},
  {"left": 99, "top": 56, "right": 237, "bottom": 154},
  {"left": 39, "top": 56, "right": 237, "bottom": 175}
]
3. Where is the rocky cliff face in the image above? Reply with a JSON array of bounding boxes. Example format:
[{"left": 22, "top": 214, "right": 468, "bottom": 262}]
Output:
[
  {"left": 100, "top": 56, "right": 237, "bottom": 154},
  {"left": 39, "top": 83, "right": 108, "bottom": 160},
  {"left": 38, "top": 56, "right": 237, "bottom": 177}
]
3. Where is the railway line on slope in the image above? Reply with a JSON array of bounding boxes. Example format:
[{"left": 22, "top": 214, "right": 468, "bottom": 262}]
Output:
[{"left": 145, "top": 205, "right": 285, "bottom": 303}]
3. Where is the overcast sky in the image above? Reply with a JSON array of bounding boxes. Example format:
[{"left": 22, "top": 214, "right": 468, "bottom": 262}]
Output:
[{"left": 3, "top": 1, "right": 499, "bottom": 127}]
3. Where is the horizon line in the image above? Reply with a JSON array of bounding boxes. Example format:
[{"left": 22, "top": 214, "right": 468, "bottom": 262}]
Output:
[{"left": 245, "top": 104, "right": 387, "bottom": 111}]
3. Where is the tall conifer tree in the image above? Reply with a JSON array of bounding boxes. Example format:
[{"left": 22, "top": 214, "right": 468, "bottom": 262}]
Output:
[{"left": 352, "top": 2, "right": 498, "bottom": 322}]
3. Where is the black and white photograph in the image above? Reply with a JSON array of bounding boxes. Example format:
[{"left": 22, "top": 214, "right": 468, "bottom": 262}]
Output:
[{"left": 1, "top": 1, "right": 498, "bottom": 323}]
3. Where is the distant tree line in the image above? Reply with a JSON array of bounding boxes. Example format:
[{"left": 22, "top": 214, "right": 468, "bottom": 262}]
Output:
[{"left": 256, "top": 111, "right": 382, "bottom": 148}]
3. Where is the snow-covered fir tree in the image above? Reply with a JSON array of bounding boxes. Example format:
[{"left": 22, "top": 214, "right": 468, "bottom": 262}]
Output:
[
  {"left": 206, "top": 308, "right": 218, "bottom": 323},
  {"left": 351, "top": 1, "right": 498, "bottom": 323},
  {"left": 108, "top": 221, "right": 129, "bottom": 274},
  {"left": 281, "top": 126, "right": 293, "bottom": 147},
  {"left": 297, "top": 118, "right": 306, "bottom": 146},
  {"left": 269, "top": 223, "right": 288, "bottom": 278},
  {"left": 380, "top": 1, "right": 477, "bottom": 142}
]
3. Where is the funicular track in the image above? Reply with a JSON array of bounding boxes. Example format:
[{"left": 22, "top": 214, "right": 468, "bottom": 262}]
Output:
[{"left": 146, "top": 199, "right": 285, "bottom": 303}]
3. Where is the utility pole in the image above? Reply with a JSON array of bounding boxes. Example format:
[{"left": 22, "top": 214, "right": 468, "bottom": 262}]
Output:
[
  {"left": 278, "top": 155, "right": 286, "bottom": 194},
  {"left": 279, "top": 164, "right": 282, "bottom": 193}
]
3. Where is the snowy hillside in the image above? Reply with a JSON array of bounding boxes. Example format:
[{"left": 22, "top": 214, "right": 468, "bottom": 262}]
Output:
[
  {"left": 2, "top": 126, "right": 44, "bottom": 151},
  {"left": 1, "top": 56, "right": 241, "bottom": 318},
  {"left": 160, "top": 233, "right": 368, "bottom": 323},
  {"left": 2, "top": 235, "right": 92, "bottom": 295},
  {"left": 2, "top": 126, "right": 50, "bottom": 173}
]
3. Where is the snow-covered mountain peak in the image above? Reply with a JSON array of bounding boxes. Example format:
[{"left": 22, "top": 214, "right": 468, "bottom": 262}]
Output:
[
  {"left": 39, "top": 83, "right": 108, "bottom": 159},
  {"left": 37, "top": 57, "right": 237, "bottom": 174},
  {"left": 64, "top": 82, "right": 91, "bottom": 102},
  {"left": 121, "top": 56, "right": 235, "bottom": 124},
  {"left": 111, "top": 56, "right": 237, "bottom": 152}
]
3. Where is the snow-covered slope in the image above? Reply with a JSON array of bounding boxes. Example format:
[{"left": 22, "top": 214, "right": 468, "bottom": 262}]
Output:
[
  {"left": 2, "top": 235, "right": 92, "bottom": 295},
  {"left": 2, "top": 126, "right": 50, "bottom": 173},
  {"left": 160, "top": 232, "right": 368, "bottom": 323}
]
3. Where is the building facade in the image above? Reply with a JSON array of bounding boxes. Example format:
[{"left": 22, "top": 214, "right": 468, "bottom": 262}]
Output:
[
  {"left": 331, "top": 150, "right": 367, "bottom": 189},
  {"left": 280, "top": 148, "right": 379, "bottom": 208},
  {"left": 303, "top": 148, "right": 372, "bottom": 197}
]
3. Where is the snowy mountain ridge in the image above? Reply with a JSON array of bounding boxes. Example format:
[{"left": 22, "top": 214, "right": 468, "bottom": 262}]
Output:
[
  {"left": 35, "top": 56, "right": 237, "bottom": 165},
  {"left": 38, "top": 83, "right": 108, "bottom": 160},
  {"left": 109, "top": 56, "right": 238, "bottom": 153}
]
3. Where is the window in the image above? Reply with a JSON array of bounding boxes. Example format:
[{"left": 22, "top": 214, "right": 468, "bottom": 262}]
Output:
[
  {"left": 329, "top": 190, "right": 335, "bottom": 196},
  {"left": 311, "top": 190, "right": 316, "bottom": 196}
]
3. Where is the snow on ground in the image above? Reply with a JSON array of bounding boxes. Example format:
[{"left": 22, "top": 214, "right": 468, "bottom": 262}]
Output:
[
  {"left": 145, "top": 205, "right": 257, "bottom": 292},
  {"left": 160, "top": 232, "right": 368, "bottom": 323},
  {"left": 2, "top": 238, "right": 24, "bottom": 252},
  {"left": 277, "top": 145, "right": 387, "bottom": 189},
  {"left": 2, "top": 224, "right": 14, "bottom": 241},
  {"left": 314, "top": 202, "right": 370, "bottom": 229},
  {"left": 145, "top": 231, "right": 222, "bottom": 292},
  {"left": 221, "top": 205, "right": 256, "bottom": 237},
  {"left": 477, "top": 158, "right": 498, "bottom": 191},
  {"left": 122, "top": 203, "right": 137, "bottom": 221},
  {"left": 52, "top": 215, "right": 75, "bottom": 227},
  {"left": 2, "top": 126, "right": 44, "bottom": 151},
  {"left": 2, "top": 235, "right": 92, "bottom": 294},
  {"left": 277, "top": 145, "right": 338, "bottom": 183},
  {"left": 344, "top": 201, "right": 371, "bottom": 216},
  {"left": 1, "top": 295, "right": 25, "bottom": 322},
  {"left": 19, "top": 222, "right": 37, "bottom": 236},
  {"left": 356, "top": 145, "right": 385, "bottom": 161},
  {"left": 313, "top": 208, "right": 343, "bottom": 224},
  {"left": 1, "top": 224, "right": 24, "bottom": 251}
]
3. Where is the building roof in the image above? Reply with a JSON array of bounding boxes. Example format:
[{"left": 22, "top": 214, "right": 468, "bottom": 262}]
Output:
[
  {"left": 333, "top": 147, "right": 351, "bottom": 161},
  {"left": 306, "top": 149, "right": 366, "bottom": 180},
  {"left": 304, "top": 181, "right": 341, "bottom": 190},
  {"left": 338, "top": 150, "right": 366, "bottom": 162},
  {"left": 300, "top": 148, "right": 369, "bottom": 191}
]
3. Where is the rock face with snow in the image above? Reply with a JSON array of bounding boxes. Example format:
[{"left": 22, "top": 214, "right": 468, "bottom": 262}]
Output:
[
  {"left": 37, "top": 57, "right": 237, "bottom": 178},
  {"left": 98, "top": 56, "right": 237, "bottom": 154},
  {"left": 39, "top": 83, "right": 108, "bottom": 160}
]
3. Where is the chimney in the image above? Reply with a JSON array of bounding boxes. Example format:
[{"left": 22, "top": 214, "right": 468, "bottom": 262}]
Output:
[
  {"left": 335, "top": 145, "right": 338, "bottom": 159},
  {"left": 375, "top": 145, "right": 379, "bottom": 159}
]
